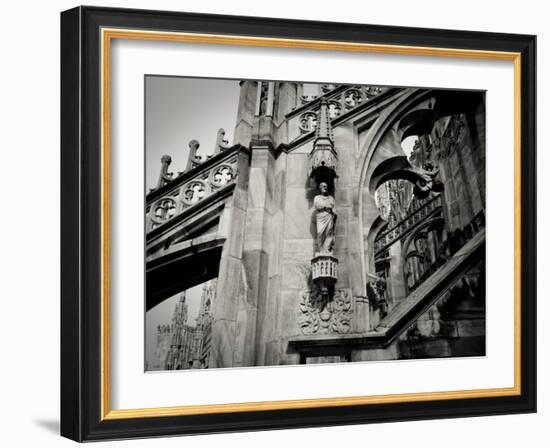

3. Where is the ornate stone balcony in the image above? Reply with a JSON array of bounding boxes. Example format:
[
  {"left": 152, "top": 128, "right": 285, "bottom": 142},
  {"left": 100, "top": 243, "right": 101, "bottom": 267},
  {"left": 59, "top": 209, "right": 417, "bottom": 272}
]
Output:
[{"left": 146, "top": 145, "right": 245, "bottom": 233}]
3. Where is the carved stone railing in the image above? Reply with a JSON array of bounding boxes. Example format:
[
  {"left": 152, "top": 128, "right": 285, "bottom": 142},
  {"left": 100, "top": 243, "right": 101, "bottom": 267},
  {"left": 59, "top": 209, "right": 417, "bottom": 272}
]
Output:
[
  {"left": 374, "top": 195, "right": 443, "bottom": 255},
  {"left": 294, "top": 85, "right": 387, "bottom": 134},
  {"left": 405, "top": 210, "right": 485, "bottom": 293},
  {"left": 145, "top": 146, "right": 243, "bottom": 232}
]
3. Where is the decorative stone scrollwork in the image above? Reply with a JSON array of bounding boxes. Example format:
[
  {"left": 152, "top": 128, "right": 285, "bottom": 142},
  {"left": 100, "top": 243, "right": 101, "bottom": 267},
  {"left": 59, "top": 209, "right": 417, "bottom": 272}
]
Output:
[
  {"left": 294, "top": 85, "right": 384, "bottom": 138},
  {"left": 364, "top": 86, "right": 383, "bottom": 99},
  {"left": 299, "top": 110, "right": 318, "bottom": 133},
  {"left": 298, "top": 289, "right": 352, "bottom": 335},
  {"left": 147, "top": 148, "right": 240, "bottom": 232},
  {"left": 343, "top": 88, "right": 363, "bottom": 109},
  {"left": 182, "top": 180, "right": 208, "bottom": 206},
  {"left": 328, "top": 100, "right": 342, "bottom": 119},
  {"left": 209, "top": 164, "right": 235, "bottom": 188},
  {"left": 152, "top": 197, "right": 177, "bottom": 223}
]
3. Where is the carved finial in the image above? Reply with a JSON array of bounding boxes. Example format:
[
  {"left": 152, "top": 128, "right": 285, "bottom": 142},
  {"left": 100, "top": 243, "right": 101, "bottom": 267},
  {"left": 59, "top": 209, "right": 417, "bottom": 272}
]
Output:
[
  {"left": 156, "top": 155, "right": 173, "bottom": 189},
  {"left": 185, "top": 139, "right": 202, "bottom": 171},
  {"left": 214, "top": 128, "right": 231, "bottom": 155},
  {"left": 309, "top": 98, "right": 337, "bottom": 186},
  {"left": 315, "top": 98, "right": 334, "bottom": 141}
]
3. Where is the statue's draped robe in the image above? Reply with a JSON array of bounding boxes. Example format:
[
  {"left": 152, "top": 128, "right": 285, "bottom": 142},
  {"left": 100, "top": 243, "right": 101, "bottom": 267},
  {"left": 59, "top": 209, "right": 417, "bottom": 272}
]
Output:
[{"left": 314, "top": 194, "right": 336, "bottom": 253}]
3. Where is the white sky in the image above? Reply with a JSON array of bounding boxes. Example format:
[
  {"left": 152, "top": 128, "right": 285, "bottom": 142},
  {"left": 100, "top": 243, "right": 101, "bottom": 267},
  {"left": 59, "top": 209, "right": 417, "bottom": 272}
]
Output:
[
  {"left": 145, "top": 75, "right": 240, "bottom": 191},
  {"left": 401, "top": 135, "right": 417, "bottom": 157}
]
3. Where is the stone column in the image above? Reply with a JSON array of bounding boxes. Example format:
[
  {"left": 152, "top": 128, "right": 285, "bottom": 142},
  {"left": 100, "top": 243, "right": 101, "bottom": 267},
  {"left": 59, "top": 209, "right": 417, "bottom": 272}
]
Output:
[
  {"left": 233, "top": 80, "right": 257, "bottom": 147},
  {"left": 438, "top": 156, "right": 461, "bottom": 232},
  {"left": 275, "top": 82, "right": 298, "bottom": 124},
  {"left": 388, "top": 240, "right": 406, "bottom": 307},
  {"left": 235, "top": 143, "right": 282, "bottom": 367},
  {"left": 355, "top": 296, "right": 370, "bottom": 332},
  {"left": 457, "top": 120, "right": 483, "bottom": 217},
  {"left": 209, "top": 149, "right": 250, "bottom": 368},
  {"left": 296, "top": 83, "right": 303, "bottom": 106},
  {"left": 266, "top": 82, "right": 275, "bottom": 117}
]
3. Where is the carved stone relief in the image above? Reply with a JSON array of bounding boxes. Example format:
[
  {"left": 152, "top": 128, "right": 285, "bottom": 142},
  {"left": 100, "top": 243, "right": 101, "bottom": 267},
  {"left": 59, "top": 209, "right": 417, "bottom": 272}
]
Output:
[{"left": 298, "top": 289, "right": 352, "bottom": 336}]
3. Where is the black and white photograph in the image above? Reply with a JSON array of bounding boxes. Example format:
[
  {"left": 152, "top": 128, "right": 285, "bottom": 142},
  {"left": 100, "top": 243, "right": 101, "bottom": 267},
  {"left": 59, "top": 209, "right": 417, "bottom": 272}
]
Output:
[{"left": 144, "top": 77, "right": 486, "bottom": 371}]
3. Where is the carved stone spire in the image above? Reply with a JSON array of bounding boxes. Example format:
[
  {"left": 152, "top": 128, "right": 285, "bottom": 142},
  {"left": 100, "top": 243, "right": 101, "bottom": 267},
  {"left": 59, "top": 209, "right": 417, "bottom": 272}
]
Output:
[
  {"left": 315, "top": 97, "right": 334, "bottom": 142},
  {"left": 309, "top": 98, "right": 337, "bottom": 186}
]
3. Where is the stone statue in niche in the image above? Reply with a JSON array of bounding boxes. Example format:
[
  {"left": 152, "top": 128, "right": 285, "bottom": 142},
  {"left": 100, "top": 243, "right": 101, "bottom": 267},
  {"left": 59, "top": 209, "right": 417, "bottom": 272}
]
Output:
[{"left": 314, "top": 181, "right": 337, "bottom": 254}]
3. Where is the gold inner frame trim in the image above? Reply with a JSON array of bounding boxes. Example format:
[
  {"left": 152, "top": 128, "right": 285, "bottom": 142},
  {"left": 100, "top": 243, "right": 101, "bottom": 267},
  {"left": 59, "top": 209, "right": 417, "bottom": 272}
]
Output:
[{"left": 100, "top": 27, "right": 522, "bottom": 420}]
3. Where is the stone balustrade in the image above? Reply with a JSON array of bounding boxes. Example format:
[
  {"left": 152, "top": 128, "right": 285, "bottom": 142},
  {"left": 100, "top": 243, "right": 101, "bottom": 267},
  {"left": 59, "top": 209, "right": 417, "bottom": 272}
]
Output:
[
  {"left": 146, "top": 146, "right": 242, "bottom": 232},
  {"left": 294, "top": 84, "right": 387, "bottom": 133}
]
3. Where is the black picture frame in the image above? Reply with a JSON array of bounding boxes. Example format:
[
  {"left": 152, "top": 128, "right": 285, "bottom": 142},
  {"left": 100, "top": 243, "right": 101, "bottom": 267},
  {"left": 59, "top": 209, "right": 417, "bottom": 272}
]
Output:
[{"left": 61, "top": 5, "right": 536, "bottom": 442}]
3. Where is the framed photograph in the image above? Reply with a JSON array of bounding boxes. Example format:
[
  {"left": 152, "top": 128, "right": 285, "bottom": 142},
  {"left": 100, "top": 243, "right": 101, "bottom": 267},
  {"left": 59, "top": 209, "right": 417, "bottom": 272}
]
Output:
[{"left": 60, "top": 6, "right": 536, "bottom": 441}]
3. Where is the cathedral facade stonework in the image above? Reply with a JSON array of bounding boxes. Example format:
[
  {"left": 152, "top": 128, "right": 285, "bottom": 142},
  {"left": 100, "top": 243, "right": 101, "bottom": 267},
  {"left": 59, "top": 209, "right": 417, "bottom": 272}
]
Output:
[{"left": 146, "top": 81, "right": 486, "bottom": 370}]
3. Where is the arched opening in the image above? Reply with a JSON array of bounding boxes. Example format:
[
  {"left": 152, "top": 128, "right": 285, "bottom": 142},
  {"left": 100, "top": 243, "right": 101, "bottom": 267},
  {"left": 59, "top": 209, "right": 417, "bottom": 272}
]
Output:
[
  {"left": 358, "top": 88, "right": 486, "bottom": 331},
  {"left": 146, "top": 235, "right": 224, "bottom": 311},
  {"left": 374, "top": 178, "right": 415, "bottom": 227},
  {"left": 401, "top": 135, "right": 418, "bottom": 159}
]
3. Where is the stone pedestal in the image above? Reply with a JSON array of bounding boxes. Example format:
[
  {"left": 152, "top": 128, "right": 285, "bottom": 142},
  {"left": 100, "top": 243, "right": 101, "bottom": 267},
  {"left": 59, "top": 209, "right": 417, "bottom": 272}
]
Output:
[
  {"left": 311, "top": 253, "right": 338, "bottom": 298},
  {"left": 311, "top": 253, "right": 338, "bottom": 280}
]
